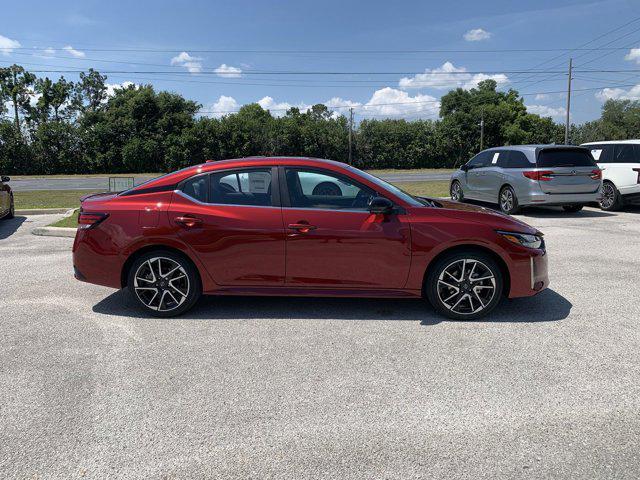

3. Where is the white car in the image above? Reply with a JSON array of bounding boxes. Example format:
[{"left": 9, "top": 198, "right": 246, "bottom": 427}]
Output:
[{"left": 582, "top": 140, "right": 640, "bottom": 210}]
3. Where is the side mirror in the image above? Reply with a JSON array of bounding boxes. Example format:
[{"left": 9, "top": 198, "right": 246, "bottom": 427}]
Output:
[
  {"left": 1, "top": 176, "right": 9, "bottom": 182},
  {"left": 368, "top": 196, "right": 394, "bottom": 214}
]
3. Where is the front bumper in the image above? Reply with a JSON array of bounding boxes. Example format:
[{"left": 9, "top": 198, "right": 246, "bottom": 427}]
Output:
[
  {"left": 508, "top": 249, "right": 549, "bottom": 298},
  {"left": 519, "top": 191, "right": 600, "bottom": 207}
]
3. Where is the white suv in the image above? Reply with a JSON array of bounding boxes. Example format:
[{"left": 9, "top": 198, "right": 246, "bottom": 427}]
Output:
[{"left": 582, "top": 141, "right": 640, "bottom": 210}]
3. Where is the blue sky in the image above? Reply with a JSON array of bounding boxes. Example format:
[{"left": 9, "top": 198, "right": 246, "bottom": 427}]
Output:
[{"left": 2, "top": 0, "right": 640, "bottom": 123}]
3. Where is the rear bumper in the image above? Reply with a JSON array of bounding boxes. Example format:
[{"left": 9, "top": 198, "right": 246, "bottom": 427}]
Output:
[
  {"left": 72, "top": 229, "right": 125, "bottom": 289},
  {"left": 519, "top": 191, "right": 600, "bottom": 206},
  {"left": 508, "top": 249, "right": 549, "bottom": 298}
]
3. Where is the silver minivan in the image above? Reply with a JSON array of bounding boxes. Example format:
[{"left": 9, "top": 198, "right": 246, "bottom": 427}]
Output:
[{"left": 449, "top": 145, "right": 602, "bottom": 214}]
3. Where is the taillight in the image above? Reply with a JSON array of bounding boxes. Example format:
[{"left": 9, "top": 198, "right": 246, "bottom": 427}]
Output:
[
  {"left": 523, "top": 170, "right": 554, "bottom": 181},
  {"left": 634, "top": 168, "right": 640, "bottom": 184},
  {"left": 78, "top": 210, "right": 109, "bottom": 230},
  {"left": 590, "top": 169, "right": 602, "bottom": 180}
]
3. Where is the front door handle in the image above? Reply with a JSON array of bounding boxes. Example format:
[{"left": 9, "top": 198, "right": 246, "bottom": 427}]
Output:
[
  {"left": 288, "top": 222, "right": 317, "bottom": 234},
  {"left": 175, "top": 216, "right": 203, "bottom": 228}
]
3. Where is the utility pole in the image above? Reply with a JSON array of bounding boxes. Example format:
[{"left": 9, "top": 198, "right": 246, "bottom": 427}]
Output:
[
  {"left": 479, "top": 107, "right": 485, "bottom": 151},
  {"left": 565, "top": 58, "right": 572, "bottom": 145},
  {"left": 348, "top": 107, "right": 354, "bottom": 164}
]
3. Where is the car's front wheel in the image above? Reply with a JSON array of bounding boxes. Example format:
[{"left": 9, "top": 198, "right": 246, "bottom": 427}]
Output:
[
  {"left": 127, "top": 250, "right": 201, "bottom": 317},
  {"left": 450, "top": 180, "right": 464, "bottom": 202},
  {"left": 425, "top": 251, "right": 503, "bottom": 320}
]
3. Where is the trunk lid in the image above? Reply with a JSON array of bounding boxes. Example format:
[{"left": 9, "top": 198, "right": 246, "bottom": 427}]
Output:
[{"left": 535, "top": 147, "right": 600, "bottom": 194}]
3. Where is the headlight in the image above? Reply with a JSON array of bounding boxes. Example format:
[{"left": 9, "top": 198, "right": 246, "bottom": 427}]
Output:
[{"left": 497, "top": 231, "right": 544, "bottom": 249}]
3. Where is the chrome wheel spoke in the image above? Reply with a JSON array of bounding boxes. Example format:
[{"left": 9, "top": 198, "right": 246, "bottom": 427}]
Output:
[
  {"left": 133, "top": 256, "right": 190, "bottom": 312},
  {"left": 437, "top": 258, "right": 497, "bottom": 316}
]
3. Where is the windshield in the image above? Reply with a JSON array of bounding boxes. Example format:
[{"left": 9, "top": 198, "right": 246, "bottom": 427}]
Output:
[{"left": 348, "top": 166, "right": 426, "bottom": 207}]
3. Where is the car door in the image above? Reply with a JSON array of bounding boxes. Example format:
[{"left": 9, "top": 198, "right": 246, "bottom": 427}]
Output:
[
  {"left": 168, "top": 167, "right": 286, "bottom": 286},
  {"left": 280, "top": 167, "right": 411, "bottom": 289},
  {"left": 481, "top": 150, "right": 506, "bottom": 199},
  {"left": 608, "top": 144, "right": 640, "bottom": 193},
  {"left": 464, "top": 151, "right": 491, "bottom": 200}
]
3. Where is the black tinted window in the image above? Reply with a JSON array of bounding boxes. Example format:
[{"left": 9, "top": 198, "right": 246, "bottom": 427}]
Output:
[
  {"left": 181, "top": 175, "right": 208, "bottom": 202},
  {"left": 467, "top": 151, "right": 491, "bottom": 168},
  {"left": 285, "top": 168, "right": 376, "bottom": 210},
  {"left": 588, "top": 145, "right": 614, "bottom": 163},
  {"left": 503, "top": 151, "right": 533, "bottom": 168},
  {"left": 537, "top": 149, "right": 596, "bottom": 168},
  {"left": 209, "top": 169, "right": 273, "bottom": 206},
  {"left": 613, "top": 144, "right": 640, "bottom": 163}
]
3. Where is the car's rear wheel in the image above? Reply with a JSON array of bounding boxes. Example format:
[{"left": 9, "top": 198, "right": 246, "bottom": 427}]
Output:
[
  {"left": 562, "top": 204, "right": 583, "bottom": 213},
  {"left": 425, "top": 251, "right": 503, "bottom": 320},
  {"left": 450, "top": 180, "right": 464, "bottom": 202},
  {"left": 499, "top": 186, "right": 520, "bottom": 214},
  {"left": 127, "top": 250, "right": 201, "bottom": 317},
  {"left": 600, "top": 181, "right": 623, "bottom": 211}
]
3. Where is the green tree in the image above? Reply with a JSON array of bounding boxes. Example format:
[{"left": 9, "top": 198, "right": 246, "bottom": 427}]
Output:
[{"left": 0, "top": 65, "right": 36, "bottom": 132}]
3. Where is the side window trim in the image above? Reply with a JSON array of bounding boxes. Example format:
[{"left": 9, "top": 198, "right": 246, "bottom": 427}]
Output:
[
  {"left": 278, "top": 165, "right": 384, "bottom": 211},
  {"left": 177, "top": 166, "right": 280, "bottom": 208}
]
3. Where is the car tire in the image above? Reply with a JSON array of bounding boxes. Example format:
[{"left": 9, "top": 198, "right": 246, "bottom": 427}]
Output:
[
  {"left": 450, "top": 180, "right": 464, "bottom": 202},
  {"left": 425, "top": 250, "right": 503, "bottom": 321},
  {"left": 599, "top": 181, "right": 623, "bottom": 211},
  {"left": 6, "top": 196, "right": 15, "bottom": 219},
  {"left": 499, "top": 186, "right": 520, "bottom": 214},
  {"left": 562, "top": 204, "right": 583, "bottom": 213},
  {"left": 127, "top": 250, "right": 201, "bottom": 317}
]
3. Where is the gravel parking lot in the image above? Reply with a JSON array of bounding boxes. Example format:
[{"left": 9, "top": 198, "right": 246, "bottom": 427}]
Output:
[{"left": 1, "top": 207, "right": 639, "bottom": 479}]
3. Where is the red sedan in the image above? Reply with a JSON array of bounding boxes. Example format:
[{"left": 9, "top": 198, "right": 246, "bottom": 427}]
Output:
[{"left": 73, "top": 157, "right": 548, "bottom": 320}]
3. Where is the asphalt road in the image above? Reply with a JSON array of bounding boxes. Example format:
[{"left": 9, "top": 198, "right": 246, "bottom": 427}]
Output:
[
  {"left": 1, "top": 207, "right": 640, "bottom": 479},
  {"left": 9, "top": 172, "right": 450, "bottom": 191}
]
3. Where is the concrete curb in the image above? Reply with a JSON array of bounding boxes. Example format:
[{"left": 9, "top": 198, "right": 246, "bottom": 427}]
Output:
[
  {"left": 16, "top": 207, "right": 74, "bottom": 215},
  {"left": 32, "top": 226, "right": 77, "bottom": 238}
]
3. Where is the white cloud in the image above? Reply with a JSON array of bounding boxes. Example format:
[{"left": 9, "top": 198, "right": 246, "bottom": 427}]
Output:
[
  {"left": 535, "top": 93, "right": 550, "bottom": 101},
  {"left": 596, "top": 84, "right": 640, "bottom": 102},
  {"left": 361, "top": 87, "right": 440, "bottom": 118},
  {"left": 464, "top": 28, "right": 492, "bottom": 42},
  {"left": 258, "top": 96, "right": 311, "bottom": 115},
  {"left": 63, "top": 45, "right": 85, "bottom": 58},
  {"left": 526, "top": 104, "right": 566, "bottom": 118},
  {"left": 399, "top": 61, "right": 508, "bottom": 91},
  {"left": 42, "top": 47, "right": 55, "bottom": 57},
  {"left": 170, "top": 51, "right": 203, "bottom": 74},
  {"left": 105, "top": 81, "right": 135, "bottom": 98},
  {"left": 207, "top": 95, "right": 240, "bottom": 117},
  {"left": 625, "top": 48, "right": 640, "bottom": 63},
  {"left": 214, "top": 64, "right": 242, "bottom": 78},
  {"left": 0, "top": 34, "right": 20, "bottom": 55}
]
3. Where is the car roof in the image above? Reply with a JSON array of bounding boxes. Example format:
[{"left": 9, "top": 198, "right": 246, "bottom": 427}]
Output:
[
  {"left": 581, "top": 140, "right": 640, "bottom": 145},
  {"left": 130, "top": 157, "right": 352, "bottom": 191},
  {"left": 483, "top": 144, "right": 587, "bottom": 153}
]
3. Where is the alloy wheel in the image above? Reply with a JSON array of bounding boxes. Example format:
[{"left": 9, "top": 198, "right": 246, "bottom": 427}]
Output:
[
  {"left": 133, "top": 257, "right": 190, "bottom": 312},
  {"left": 600, "top": 183, "right": 615, "bottom": 210},
  {"left": 500, "top": 189, "right": 514, "bottom": 212},
  {"left": 437, "top": 259, "right": 496, "bottom": 315},
  {"left": 451, "top": 182, "right": 462, "bottom": 201}
]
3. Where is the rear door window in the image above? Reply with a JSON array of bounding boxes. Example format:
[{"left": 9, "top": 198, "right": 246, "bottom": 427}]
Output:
[
  {"left": 613, "top": 144, "right": 640, "bottom": 163},
  {"left": 181, "top": 175, "right": 208, "bottom": 202},
  {"left": 500, "top": 151, "right": 532, "bottom": 168},
  {"left": 209, "top": 169, "right": 273, "bottom": 206},
  {"left": 537, "top": 149, "right": 596, "bottom": 168},
  {"left": 588, "top": 145, "right": 614, "bottom": 163}
]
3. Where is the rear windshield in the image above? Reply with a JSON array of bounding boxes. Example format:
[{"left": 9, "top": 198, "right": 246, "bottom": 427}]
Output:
[{"left": 537, "top": 149, "right": 596, "bottom": 168}]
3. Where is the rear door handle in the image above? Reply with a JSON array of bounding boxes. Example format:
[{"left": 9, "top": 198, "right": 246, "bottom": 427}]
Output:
[
  {"left": 175, "top": 216, "right": 203, "bottom": 228},
  {"left": 288, "top": 222, "right": 317, "bottom": 233}
]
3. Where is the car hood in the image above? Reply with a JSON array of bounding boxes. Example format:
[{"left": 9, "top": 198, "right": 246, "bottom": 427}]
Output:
[{"left": 414, "top": 198, "right": 541, "bottom": 235}]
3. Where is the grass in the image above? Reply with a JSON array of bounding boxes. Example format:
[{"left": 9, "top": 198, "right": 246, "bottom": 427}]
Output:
[
  {"left": 11, "top": 173, "right": 160, "bottom": 179},
  {"left": 393, "top": 180, "right": 450, "bottom": 198},
  {"left": 366, "top": 168, "right": 455, "bottom": 175},
  {"left": 14, "top": 189, "right": 101, "bottom": 210},
  {"left": 50, "top": 211, "right": 79, "bottom": 228}
]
